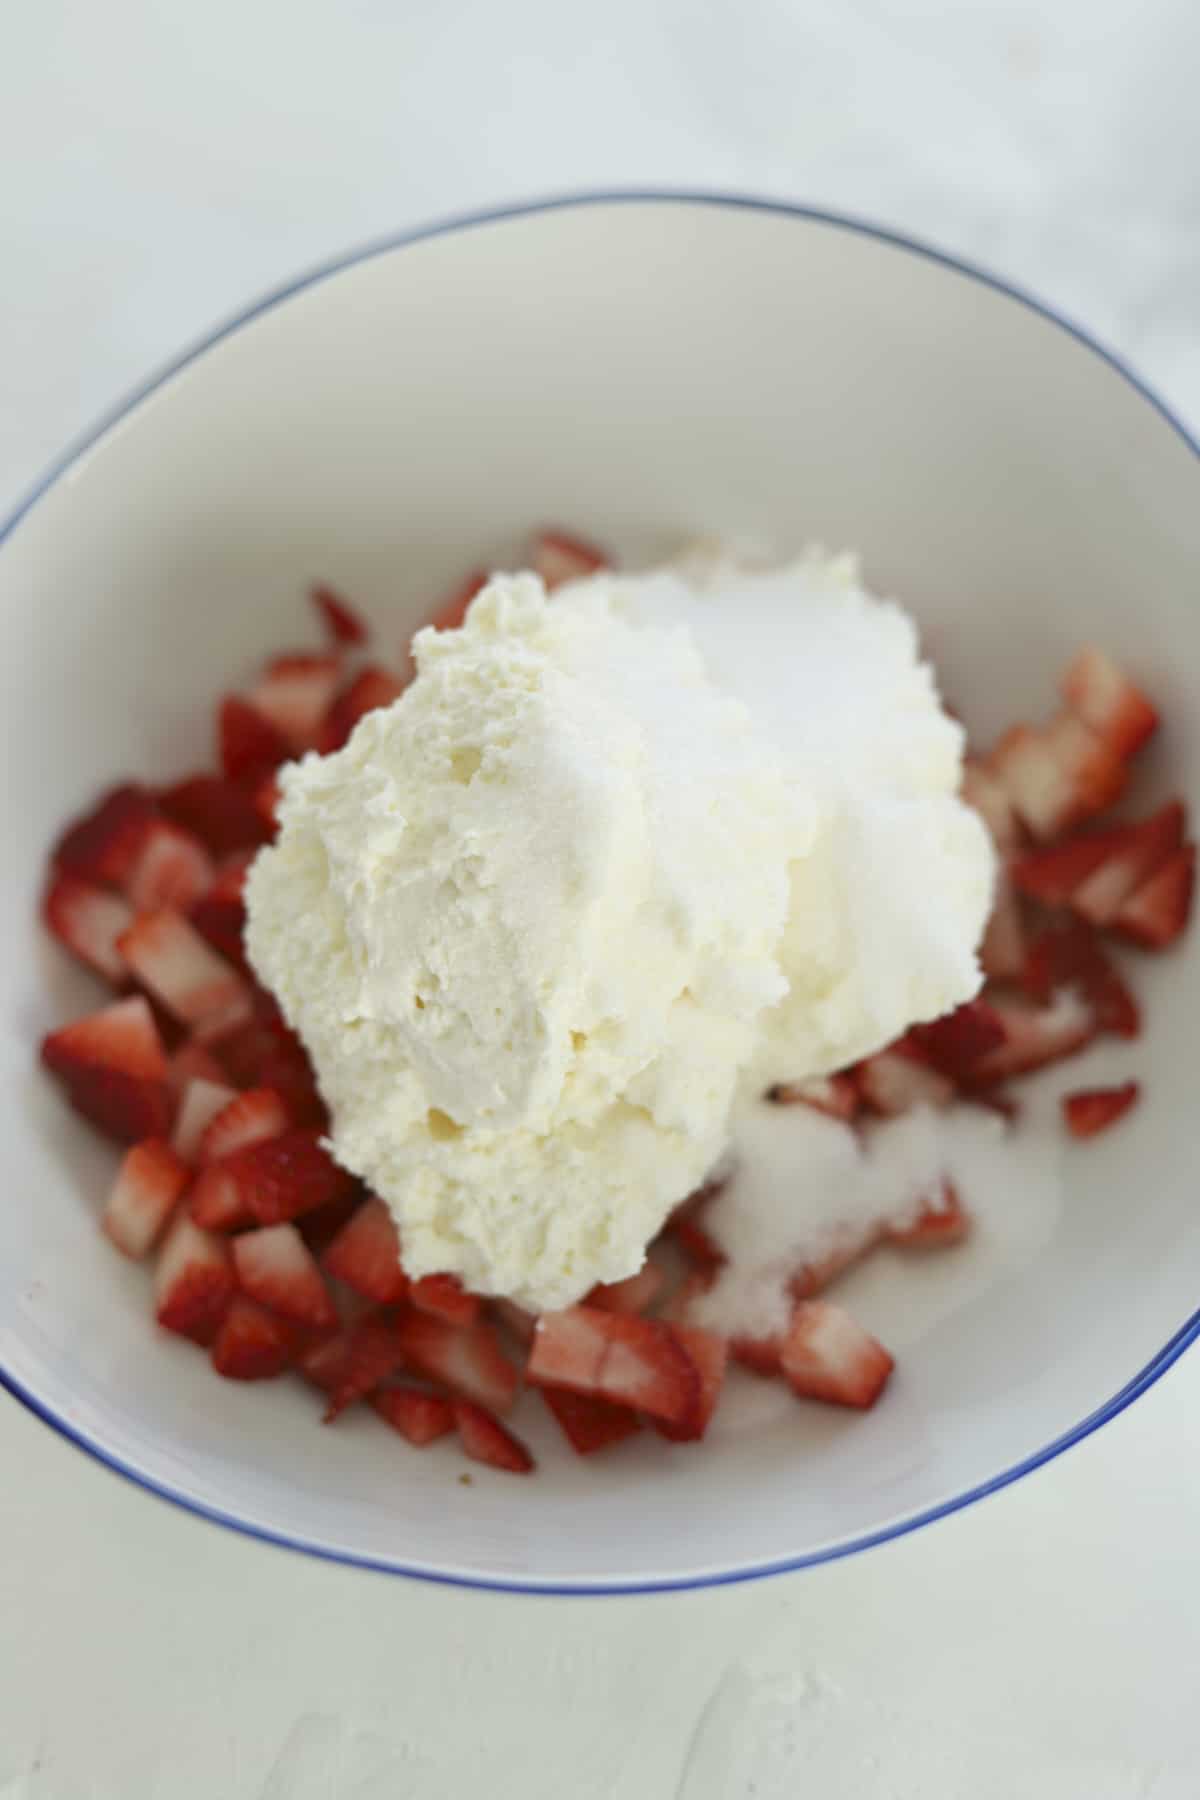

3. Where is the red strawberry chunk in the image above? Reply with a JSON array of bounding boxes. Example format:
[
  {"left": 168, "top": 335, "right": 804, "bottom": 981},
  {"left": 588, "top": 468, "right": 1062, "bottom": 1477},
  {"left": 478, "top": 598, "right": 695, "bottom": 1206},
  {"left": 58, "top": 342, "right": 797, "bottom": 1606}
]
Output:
[
  {"left": 1071, "top": 802, "right": 1186, "bottom": 926},
  {"left": 321, "top": 1195, "right": 408, "bottom": 1303},
  {"left": 172, "top": 1075, "right": 238, "bottom": 1162},
  {"left": 123, "top": 819, "right": 214, "bottom": 913},
  {"left": 295, "top": 1190, "right": 362, "bottom": 1258},
  {"left": 321, "top": 1314, "right": 408, "bottom": 1419},
  {"left": 855, "top": 1043, "right": 953, "bottom": 1115},
  {"left": 1022, "top": 918, "right": 1140, "bottom": 1038},
  {"left": 397, "top": 1312, "right": 520, "bottom": 1415},
  {"left": 661, "top": 1266, "right": 717, "bottom": 1324},
  {"left": 453, "top": 1400, "right": 535, "bottom": 1474},
  {"left": 189, "top": 891, "right": 248, "bottom": 972},
  {"left": 53, "top": 784, "right": 156, "bottom": 886},
  {"left": 531, "top": 529, "right": 608, "bottom": 591},
  {"left": 427, "top": 570, "right": 487, "bottom": 635},
  {"left": 961, "top": 757, "right": 1022, "bottom": 852},
  {"left": 103, "top": 1137, "right": 190, "bottom": 1259},
  {"left": 232, "top": 1222, "right": 337, "bottom": 1328},
  {"left": 491, "top": 1297, "right": 539, "bottom": 1347},
  {"left": 209, "top": 850, "right": 256, "bottom": 903},
  {"left": 989, "top": 716, "right": 1126, "bottom": 841},
  {"left": 1113, "top": 845, "right": 1196, "bottom": 951},
  {"left": 409, "top": 1272, "right": 481, "bottom": 1327},
  {"left": 320, "top": 666, "right": 406, "bottom": 752},
  {"left": 41, "top": 994, "right": 172, "bottom": 1143},
  {"left": 671, "top": 1214, "right": 727, "bottom": 1272},
  {"left": 980, "top": 874, "right": 1027, "bottom": 983},
  {"left": 887, "top": 1180, "right": 969, "bottom": 1248},
  {"left": 197, "top": 1086, "right": 289, "bottom": 1167},
  {"left": 780, "top": 1300, "right": 894, "bottom": 1409},
  {"left": 528, "top": 1307, "right": 700, "bottom": 1427},
  {"left": 911, "top": 1000, "right": 1007, "bottom": 1081},
  {"left": 253, "top": 772, "right": 282, "bottom": 835},
  {"left": 211, "top": 1295, "right": 296, "bottom": 1380},
  {"left": 218, "top": 1129, "right": 355, "bottom": 1227},
  {"left": 730, "top": 1332, "right": 784, "bottom": 1377},
  {"left": 188, "top": 1160, "right": 255, "bottom": 1232},
  {"left": 765, "top": 1073, "right": 859, "bottom": 1121},
  {"left": 656, "top": 1324, "right": 728, "bottom": 1442},
  {"left": 218, "top": 694, "right": 292, "bottom": 783},
  {"left": 1010, "top": 830, "right": 1127, "bottom": 908},
  {"left": 1062, "top": 1081, "right": 1141, "bottom": 1139},
  {"left": 587, "top": 1259, "right": 666, "bottom": 1315},
  {"left": 168, "top": 1039, "right": 229, "bottom": 1098},
  {"left": 312, "top": 582, "right": 369, "bottom": 647},
  {"left": 154, "top": 1215, "right": 235, "bottom": 1343},
  {"left": 118, "top": 907, "right": 251, "bottom": 1033},
  {"left": 158, "top": 774, "right": 269, "bottom": 857},
  {"left": 43, "top": 873, "right": 133, "bottom": 983},
  {"left": 970, "top": 992, "right": 1094, "bottom": 1083},
  {"left": 1059, "top": 646, "right": 1159, "bottom": 759},
  {"left": 250, "top": 653, "right": 342, "bottom": 752},
  {"left": 371, "top": 1386, "right": 456, "bottom": 1447},
  {"left": 540, "top": 1386, "right": 641, "bottom": 1455}
]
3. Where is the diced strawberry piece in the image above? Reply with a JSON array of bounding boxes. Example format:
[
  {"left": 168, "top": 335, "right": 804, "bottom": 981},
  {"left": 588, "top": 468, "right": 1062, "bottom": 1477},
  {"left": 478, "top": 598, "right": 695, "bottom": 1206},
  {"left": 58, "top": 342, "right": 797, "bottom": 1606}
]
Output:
[
  {"left": 118, "top": 907, "right": 251, "bottom": 1032},
  {"left": 1010, "top": 831, "right": 1127, "bottom": 908},
  {"left": 371, "top": 1386, "right": 456, "bottom": 1447},
  {"left": 540, "top": 1386, "right": 641, "bottom": 1455},
  {"left": 102, "top": 1137, "right": 190, "bottom": 1259},
  {"left": 312, "top": 582, "right": 368, "bottom": 647},
  {"left": 210, "top": 851, "right": 256, "bottom": 903},
  {"left": 250, "top": 653, "right": 342, "bottom": 752},
  {"left": 168, "top": 1039, "right": 229, "bottom": 1098},
  {"left": 660, "top": 1266, "right": 717, "bottom": 1324},
  {"left": 232, "top": 1223, "right": 337, "bottom": 1328},
  {"left": 210, "top": 1008, "right": 325, "bottom": 1126},
  {"left": 297, "top": 1328, "right": 354, "bottom": 1395},
  {"left": 780, "top": 1300, "right": 894, "bottom": 1409},
  {"left": 980, "top": 874, "right": 1027, "bottom": 983},
  {"left": 1112, "top": 845, "right": 1196, "bottom": 951},
  {"left": 887, "top": 1179, "right": 969, "bottom": 1248},
  {"left": 197, "top": 1086, "right": 289, "bottom": 1166},
  {"left": 527, "top": 1307, "right": 699, "bottom": 1427},
  {"left": 656, "top": 1324, "right": 728, "bottom": 1442},
  {"left": 970, "top": 992, "right": 1094, "bottom": 1083},
  {"left": 409, "top": 1272, "right": 481, "bottom": 1327},
  {"left": 961, "top": 758, "right": 1022, "bottom": 852},
  {"left": 765, "top": 1073, "right": 859, "bottom": 1121},
  {"left": 1061, "top": 1081, "right": 1141, "bottom": 1139},
  {"left": 218, "top": 694, "right": 292, "bottom": 782},
  {"left": 911, "top": 1000, "right": 1007, "bottom": 1081},
  {"left": 1071, "top": 802, "right": 1186, "bottom": 926},
  {"left": 215, "top": 1129, "right": 355, "bottom": 1227},
  {"left": 321, "top": 1314, "right": 408, "bottom": 1419},
  {"left": 531, "top": 529, "right": 608, "bottom": 591},
  {"left": 587, "top": 1259, "right": 666, "bottom": 1316},
  {"left": 855, "top": 1043, "right": 953, "bottom": 1115},
  {"left": 188, "top": 1160, "right": 254, "bottom": 1232},
  {"left": 295, "top": 1189, "right": 362, "bottom": 1258},
  {"left": 731, "top": 1332, "right": 784, "bottom": 1377},
  {"left": 211, "top": 1295, "right": 296, "bottom": 1380},
  {"left": 123, "top": 819, "right": 214, "bottom": 913},
  {"left": 43, "top": 873, "right": 133, "bottom": 983},
  {"left": 671, "top": 1215, "right": 727, "bottom": 1272},
  {"left": 453, "top": 1400, "right": 535, "bottom": 1474},
  {"left": 53, "top": 784, "right": 156, "bottom": 885},
  {"left": 791, "top": 1225, "right": 884, "bottom": 1299},
  {"left": 158, "top": 774, "right": 269, "bottom": 857},
  {"left": 989, "top": 716, "right": 1126, "bottom": 841},
  {"left": 319, "top": 665, "right": 406, "bottom": 753},
  {"left": 41, "top": 995, "right": 172, "bottom": 1143},
  {"left": 248, "top": 1043, "right": 325, "bottom": 1129},
  {"left": 1059, "top": 646, "right": 1159, "bottom": 759},
  {"left": 154, "top": 1215, "right": 235, "bottom": 1343},
  {"left": 1022, "top": 917, "right": 1140, "bottom": 1038},
  {"left": 189, "top": 891, "right": 248, "bottom": 972},
  {"left": 427, "top": 570, "right": 487, "bottom": 635},
  {"left": 171, "top": 1076, "right": 238, "bottom": 1162},
  {"left": 491, "top": 1298, "right": 538, "bottom": 1347},
  {"left": 321, "top": 1195, "right": 408, "bottom": 1303},
  {"left": 397, "top": 1312, "right": 520, "bottom": 1415},
  {"left": 254, "top": 772, "right": 282, "bottom": 834}
]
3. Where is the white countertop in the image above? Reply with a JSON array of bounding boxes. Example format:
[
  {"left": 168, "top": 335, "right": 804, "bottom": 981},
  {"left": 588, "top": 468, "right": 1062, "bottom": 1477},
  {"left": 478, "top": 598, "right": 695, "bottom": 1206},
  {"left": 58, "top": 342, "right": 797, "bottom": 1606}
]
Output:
[{"left": 3, "top": 4, "right": 1200, "bottom": 1794}]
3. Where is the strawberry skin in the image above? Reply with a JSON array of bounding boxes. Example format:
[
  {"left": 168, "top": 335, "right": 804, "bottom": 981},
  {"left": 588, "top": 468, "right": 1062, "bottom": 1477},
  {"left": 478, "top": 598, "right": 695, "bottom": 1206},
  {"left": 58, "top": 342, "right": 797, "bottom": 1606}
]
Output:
[
  {"left": 321, "top": 1195, "right": 408, "bottom": 1303},
  {"left": 211, "top": 1295, "right": 297, "bottom": 1380},
  {"left": 103, "top": 1137, "right": 190, "bottom": 1259},
  {"left": 427, "top": 571, "right": 487, "bottom": 635},
  {"left": 527, "top": 1307, "right": 700, "bottom": 1428},
  {"left": 780, "top": 1301, "right": 894, "bottom": 1409},
  {"left": 218, "top": 694, "right": 293, "bottom": 783},
  {"left": 220, "top": 1129, "right": 356, "bottom": 1227},
  {"left": 196, "top": 1086, "right": 289, "bottom": 1166},
  {"left": 453, "top": 1400, "right": 535, "bottom": 1474},
  {"left": 158, "top": 774, "right": 269, "bottom": 857},
  {"left": 396, "top": 1312, "right": 520, "bottom": 1416},
  {"left": 655, "top": 1324, "right": 728, "bottom": 1443},
  {"left": 171, "top": 1077, "right": 238, "bottom": 1163},
  {"left": 41, "top": 994, "right": 172, "bottom": 1143},
  {"left": 154, "top": 1215, "right": 235, "bottom": 1343},
  {"left": 1059, "top": 646, "right": 1159, "bottom": 759},
  {"left": 43, "top": 872, "right": 133, "bottom": 984},
  {"left": 531, "top": 529, "right": 608, "bottom": 591},
  {"left": 371, "top": 1386, "right": 456, "bottom": 1447},
  {"left": 540, "top": 1386, "right": 641, "bottom": 1455},
  {"left": 409, "top": 1272, "right": 481, "bottom": 1327},
  {"left": 586, "top": 1260, "right": 666, "bottom": 1316},
  {"left": 53, "top": 784, "right": 156, "bottom": 886},
  {"left": 1061, "top": 1081, "right": 1141, "bottom": 1139},
  {"left": 232, "top": 1223, "right": 337, "bottom": 1328},
  {"left": 319, "top": 666, "right": 405, "bottom": 753},
  {"left": 312, "top": 583, "right": 369, "bottom": 647},
  {"left": 990, "top": 716, "right": 1126, "bottom": 840},
  {"left": 1113, "top": 845, "right": 1196, "bottom": 950}
]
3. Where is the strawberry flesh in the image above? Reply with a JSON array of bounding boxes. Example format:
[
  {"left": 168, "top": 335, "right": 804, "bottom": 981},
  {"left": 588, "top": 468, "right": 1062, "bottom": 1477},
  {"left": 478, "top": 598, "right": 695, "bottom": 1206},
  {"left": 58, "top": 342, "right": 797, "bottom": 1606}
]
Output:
[
  {"left": 540, "top": 1386, "right": 641, "bottom": 1455},
  {"left": 41, "top": 994, "right": 172, "bottom": 1143},
  {"left": 103, "top": 1137, "right": 190, "bottom": 1259},
  {"left": 527, "top": 1307, "right": 700, "bottom": 1427},
  {"left": 312, "top": 583, "right": 368, "bottom": 647},
  {"left": 396, "top": 1312, "right": 520, "bottom": 1415},
  {"left": 321, "top": 1195, "right": 408, "bottom": 1303},
  {"left": 154, "top": 1216, "right": 235, "bottom": 1343},
  {"left": 43, "top": 873, "right": 133, "bottom": 983},
  {"left": 211, "top": 1295, "right": 297, "bottom": 1380},
  {"left": 232, "top": 1222, "right": 337, "bottom": 1328},
  {"left": 780, "top": 1300, "right": 895, "bottom": 1409},
  {"left": 1061, "top": 1081, "right": 1141, "bottom": 1139},
  {"left": 453, "top": 1400, "right": 535, "bottom": 1473},
  {"left": 371, "top": 1386, "right": 456, "bottom": 1447},
  {"left": 53, "top": 784, "right": 156, "bottom": 886},
  {"left": 158, "top": 775, "right": 269, "bottom": 857}
]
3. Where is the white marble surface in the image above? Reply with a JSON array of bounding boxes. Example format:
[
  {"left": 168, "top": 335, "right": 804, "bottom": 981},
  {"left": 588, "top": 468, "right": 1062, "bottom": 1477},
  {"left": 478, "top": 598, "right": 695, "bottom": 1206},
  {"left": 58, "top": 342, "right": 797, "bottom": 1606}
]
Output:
[{"left": 3, "top": 3, "right": 1200, "bottom": 1794}]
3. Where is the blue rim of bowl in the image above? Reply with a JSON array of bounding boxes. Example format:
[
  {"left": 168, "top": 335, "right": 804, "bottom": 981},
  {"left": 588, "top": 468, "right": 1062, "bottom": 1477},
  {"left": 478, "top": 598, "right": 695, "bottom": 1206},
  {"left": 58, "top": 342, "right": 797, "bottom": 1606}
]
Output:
[{"left": 2, "top": 189, "right": 1199, "bottom": 1596}]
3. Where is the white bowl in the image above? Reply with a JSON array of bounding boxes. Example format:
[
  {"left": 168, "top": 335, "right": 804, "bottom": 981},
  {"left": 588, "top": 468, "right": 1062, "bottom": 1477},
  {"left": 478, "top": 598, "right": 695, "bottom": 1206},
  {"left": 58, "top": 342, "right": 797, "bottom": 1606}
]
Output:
[{"left": 2, "top": 194, "right": 1198, "bottom": 1594}]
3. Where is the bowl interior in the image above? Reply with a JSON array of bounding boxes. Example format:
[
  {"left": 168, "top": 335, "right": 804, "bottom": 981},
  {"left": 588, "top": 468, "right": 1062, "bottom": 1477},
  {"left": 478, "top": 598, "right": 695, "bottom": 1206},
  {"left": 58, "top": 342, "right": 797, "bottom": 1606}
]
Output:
[{"left": 2, "top": 198, "right": 1198, "bottom": 1590}]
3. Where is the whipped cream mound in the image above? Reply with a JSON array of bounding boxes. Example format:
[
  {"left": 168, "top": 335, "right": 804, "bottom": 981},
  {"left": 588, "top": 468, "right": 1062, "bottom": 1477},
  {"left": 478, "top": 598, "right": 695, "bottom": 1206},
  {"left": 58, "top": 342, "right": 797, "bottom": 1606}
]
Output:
[{"left": 244, "top": 552, "right": 994, "bottom": 1311}]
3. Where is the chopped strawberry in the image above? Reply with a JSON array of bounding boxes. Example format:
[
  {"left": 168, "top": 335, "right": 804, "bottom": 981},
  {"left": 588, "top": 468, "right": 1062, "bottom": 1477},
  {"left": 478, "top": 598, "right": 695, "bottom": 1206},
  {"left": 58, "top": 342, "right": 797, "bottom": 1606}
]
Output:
[
  {"left": 887, "top": 1180, "right": 969, "bottom": 1247},
  {"left": 171, "top": 1076, "right": 238, "bottom": 1162},
  {"left": 232, "top": 1223, "right": 337, "bottom": 1328},
  {"left": 321, "top": 1195, "right": 408, "bottom": 1303},
  {"left": 371, "top": 1386, "right": 456, "bottom": 1447},
  {"left": 158, "top": 774, "right": 269, "bottom": 857},
  {"left": 1010, "top": 831, "right": 1127, "bottom": 908},
  {"left": 250, "top": 653, "right": 342, "bottom": 751},
  {"left": 254, "top": 772, "right": 282, "bottom": 834},
  {"left": 209, "top": 851, "right": 256, "bottom": 903},
  {"left": 765, "top": 1073, "right": 859, "bottom": 1121},
  {"left": 660, "top": 1266, "right": 717, "bottom": 1324},
  {"left": 989, "top": 715, "right": 1126, "bottom": 841},
  {"left": 321, "top": 1314, "right": 407, "bottom": 1419},
  {"left": 491, "top": 1298, "right": 539, "bottom": 1346},
  {"left": 211, "top": 1129, "right": 355, "bottom": 1228},
  {"left": 197, "top": 1086, "right": 289, "bottom": 1166},
  {"left": 656, "top": 1324, "right": 728, "bottom": 1442},
  {"left": 427, "top": 570, "right": 487, "bottom": 635},
  {"left": 1062, "top": 1081, "right": 1141, "bottom": 1139},
  {"left": 1112, "top": 845, "right": 1196, "bottom": 951},
  {"left": 730, "top": 1332, "right": 784, "bottom": 1377},
  {"left": 980, "top": 874, "right": 1028, "bottom": 983},
  {"left": 454, "top": 1400, "right": 535, "bottom": 1473},
  {"left": 167, "top": 1039, "right": 229, "bottom": 1097},
  {"left": 409, "top": 1272, "right": 481, "bottom": 1327},
  {"left": 671, "top": 1215, "right": 727, "bottom": 1272},
  {"left": 970, "top": 992, "right": 1094, "bottom": 1083},
  {"left": 218, "top": 694, "right": 292, "bottom": 783},
  {"left": 123, "top": 819, "right": 214, "bottom": 913},
  {"left": 1022, "top": 917, "right": 1140, "bottom": 1038},
  {"left": 41, "top": 994, "right": 172, "bottom": 1143},
  {"left": 961, "top": 758, "right": 1022, "bottom": 852},
  {"left": 118, "top": 907, "right": 251, "bottom": 1033},
  {"left": 211, "top": 1295, "right": 296, "bottom": 1380},
  {"left": 527, "top": 1307, "right": 699, "bottom": 1428},
  {"left": 780, "top": 1300, "right": 894, "bottom": 1409},
  {"left": 312, "top": 582, "right": 368, "bottom": 647},
  {"left": 102, "top": 1137, "right": 190, "bottom": 1259},
  {"left": 587, "top": 1259, "right": 666, "bottom": 1316},
  {"left": 396, "top": 1312, "right": 521, "bottom": 1415},
  {"left": 911, "top": 1000, "right": 1007, "bottom": 1081},
  {"left": 320, "top": 665, "right": 405, "bottom": 752},
  {"left": 540, "top": 1386, "right": 641, "bottom": 1455},
  {"left": 188, "top": 1160, "right": 254, "bottom": 1232},
  {"left": 791, "top": 1225, "right": 884, "bottom": 1299},
  {"left": 531, "top": 529, "right": 608, "bottom": 591},
  {"left": 295, "top": 1189, "right": 362, "bottom": 1258},
  {"left": 1059, "top": 646, "right": 1159, "bottom": 759},
  {"left": 43, "top": 872, "right": 133, "bottom": 983},
  {"left": 855, "top": 1043, "right": 954, "bottom": 1115},
  {"left": 189, "top": 891, "right": 248, "bottom": 972},
  {"left": 1071, "top": 802, "right": 1186, "bottom": 926},
  {"left": 53, "top": 784, "right": 156, "bottom": 885},
  {"left": 153, "top": 1215, "right": 235, "bottom": 1343}
]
